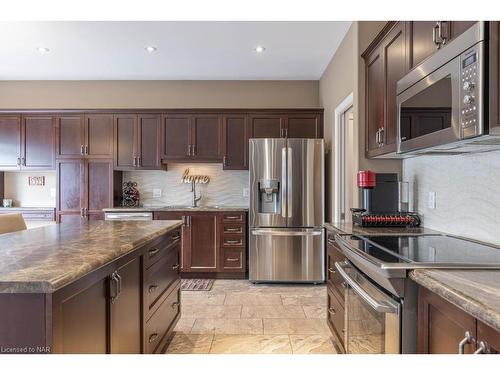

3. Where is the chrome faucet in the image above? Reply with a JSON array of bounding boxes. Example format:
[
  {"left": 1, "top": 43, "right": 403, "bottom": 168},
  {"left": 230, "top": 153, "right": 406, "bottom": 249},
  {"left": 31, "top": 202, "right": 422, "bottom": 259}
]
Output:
[{"left": 191, "top": 181, "right": 202, "bottom": 207}]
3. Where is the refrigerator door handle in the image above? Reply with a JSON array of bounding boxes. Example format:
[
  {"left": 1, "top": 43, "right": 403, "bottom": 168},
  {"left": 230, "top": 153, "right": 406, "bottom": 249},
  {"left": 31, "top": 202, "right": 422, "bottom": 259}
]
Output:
[
  {"left": 287, "top": 146, "right": 293, "bottom": 218},
  {"left": 251, "top": 229, "right": 323, "bottom": 236},
  {"left": 281, "top": 146, "right": 287, "bottom": 219}
]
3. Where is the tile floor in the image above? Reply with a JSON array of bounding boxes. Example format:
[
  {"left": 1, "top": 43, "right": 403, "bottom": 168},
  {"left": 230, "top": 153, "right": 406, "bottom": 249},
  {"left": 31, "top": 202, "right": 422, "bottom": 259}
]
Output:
[{"left": 165, "top": 280, "right": 338, "bottom": 354}]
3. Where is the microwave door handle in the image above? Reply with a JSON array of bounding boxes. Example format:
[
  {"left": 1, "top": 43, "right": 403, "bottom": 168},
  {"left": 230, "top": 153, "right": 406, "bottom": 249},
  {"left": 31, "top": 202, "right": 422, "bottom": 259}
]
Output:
[
  {"left": 334, "top": 262, "right": 398, "bottom": 314},
  {"left": 281, "top": 146, "right": 287, "bottom": 219}
]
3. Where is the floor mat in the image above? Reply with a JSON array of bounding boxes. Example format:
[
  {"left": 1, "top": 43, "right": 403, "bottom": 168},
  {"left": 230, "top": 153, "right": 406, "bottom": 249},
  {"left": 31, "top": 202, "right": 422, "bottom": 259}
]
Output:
[{"left": 181, "top": 279, "right": 214, "bottom": 291}]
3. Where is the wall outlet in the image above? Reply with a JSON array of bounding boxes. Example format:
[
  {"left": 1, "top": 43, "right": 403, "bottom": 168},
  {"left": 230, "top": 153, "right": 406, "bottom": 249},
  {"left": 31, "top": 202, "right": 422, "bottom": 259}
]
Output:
[
  {"left": 50, "top": 188, "right": 56, "bottom": 198},
  {"left": 243, "top": 188, "right": 249, "bottom": 197},
  {"left": 152, "top": 188, "right": 162, "bottom": 198},
  {"left": 428, "top": 191, "right": 436, "bottom": 209}
]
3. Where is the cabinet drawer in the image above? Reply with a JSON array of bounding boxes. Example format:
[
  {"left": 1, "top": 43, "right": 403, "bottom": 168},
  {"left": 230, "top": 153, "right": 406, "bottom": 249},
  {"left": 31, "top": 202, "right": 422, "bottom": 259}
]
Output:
[
  {"left": 222, "top": 248, "right": 244, "bottom": 271},
  {"left": 221, "top": 212, "right": 245, "bottom": 223},
  {"left": 222, "top": 235, "right": 244, "bottom": 247},
  {"left": 327, "top": 238, "right": 347, "bottom": 304},
  {"left": 145, "top": 285, "right": 180, "bottom": 354},
  {"left": 143, "top": 229, "right": 182, "bottom": 268},
  {"left": 327, "top": 286, "right": 345, "bottom": 352},
  {"left": 222, "top": 223, "right": 244, "bottom": 234},
  {"left": 145, "top": 244, "right": 180, "bottom": 317}
]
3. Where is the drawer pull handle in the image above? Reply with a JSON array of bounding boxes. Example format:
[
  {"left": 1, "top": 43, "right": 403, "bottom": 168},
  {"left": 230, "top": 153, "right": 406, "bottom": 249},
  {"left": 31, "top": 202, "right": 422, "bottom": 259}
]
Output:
[
  {"left": 171, "top": 301, "right": 180, "bottom": 309},
  {"left": 458, "top": 331, "right": 472, "bottom": 354},
  {"left": 226, "top": 257, "right": 239, "bottom": 262},
  {"left": 225, "top": 240, "right": 242, "bottom": 245},
  {"left": 341, "top": 282, "right": 347, "bottom": 289},
  {"left": 225, "top": 228, "right": 240, "bottom": 232},
  {"left": 148, "top": 333, "right": 159, "bottom": 343},
  {"left": 148, "top": 285, "right": 158, "bottom": 293},
  {"left": 171, "top": 235, "right": 181, "bottom": 241},
  {"left": 225, "top": 216, "right": 240, "bottom": 220},
  {"left": 328, "top": 307, "right": 336, "bottom": 315},
  {"left": 328, "top": 268, "right": 336, "bottom": 274},
  {"left": 148, "top": 248, "right": 160, "bottom": 257},
  {"left": 172, "top": 264, "right": 180, "bottom": 270}
]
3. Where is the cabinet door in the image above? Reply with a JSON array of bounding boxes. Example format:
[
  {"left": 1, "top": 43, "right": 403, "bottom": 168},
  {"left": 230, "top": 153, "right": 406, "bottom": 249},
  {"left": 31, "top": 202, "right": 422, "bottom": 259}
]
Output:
[
  {"left": 138, "top": 114, "right": 161, "bottom": 169},
  {"left": 154, "top": 211, "right": 188, "bottom": 272},
  {"left": 476, "top": 321, "right": 500, "bottom": 354},
  {"left": 85, "top": 115, "right": 113, "bottom": 158},
  {"left": 286, "top": 114, "right": 322, "bottom": 138},
  {"left": 449, "top": 21, "right": 477, "bottom": 40},
  {"left": 56, "top": 115, "right": 85, "bottom": 159},
  {"left": 185, "top": 214, "right": 219, "bottom": 272},
  {"left": 52, "top": 276, "right": 108, "bottom": 353},
  {"left": 406, "top": 21, "right": 439, "bottom": 70},
  {"left": 86, "top": 159, "right": 113, "bottom": 220},
  {"left": 114, "top": 114, "right": 137, "bottom": 170},
  {"left": 22, "top": 116, "right": 55, "bottom": 170},
  {"left": 161, "top": 115, "right": 191, "bottom": 161},
  {"left": 222, "top": 115, "right": 248, "bottom": 170},
  {"left": 418, "top": 288, "right": 476, "bottom": 354},
  {"left": 249, "top": 115, "right": 284, "bottom": 138},
  {"left": 365, "top": 47, "right": 384, "bottom": 155},
  {"left": 56, "top": 159, "right": 85, "bottom": 221},
  {"left": 0, "top": 116, "right": 21, "bottom": 170},
  {"left": 110, "top": 257, "right": 142, "bottom": 354},
  {"left": 192, "top": 115, "right": 222, "bottom": 160},
  {"left": 382, "top": 22, "right": 406, "bottom": 149}
]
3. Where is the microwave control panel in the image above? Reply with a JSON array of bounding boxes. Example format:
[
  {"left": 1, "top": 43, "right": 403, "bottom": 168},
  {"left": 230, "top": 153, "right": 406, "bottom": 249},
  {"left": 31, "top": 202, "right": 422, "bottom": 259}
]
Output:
[{"left": 460, "top": 46, "right": 480, "bottom": 138}]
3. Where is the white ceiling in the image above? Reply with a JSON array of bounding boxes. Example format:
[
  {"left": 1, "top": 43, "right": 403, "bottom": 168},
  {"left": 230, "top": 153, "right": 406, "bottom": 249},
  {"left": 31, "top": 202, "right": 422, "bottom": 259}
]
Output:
[{"left": 0, "top": 21, "right": 351, "bottom": 80}]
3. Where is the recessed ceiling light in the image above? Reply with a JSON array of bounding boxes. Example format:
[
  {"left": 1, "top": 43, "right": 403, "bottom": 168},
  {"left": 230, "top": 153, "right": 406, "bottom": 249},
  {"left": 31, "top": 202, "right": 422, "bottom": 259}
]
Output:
[
  {"left": 145, "top": 46, "right": 157, "bottom": 53},
  {"left": 37, "top": 47, "right": 50, "bottom": 54},
  {"left": 254, "top": 45, "right": 266, "bottom": 54}
]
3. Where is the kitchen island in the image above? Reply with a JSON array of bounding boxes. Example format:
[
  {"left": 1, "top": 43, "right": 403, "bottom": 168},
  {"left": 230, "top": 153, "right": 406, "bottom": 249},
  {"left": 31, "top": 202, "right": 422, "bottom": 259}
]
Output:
[{"left": 0, "top": 220, "right": 183, "bottom": 354}]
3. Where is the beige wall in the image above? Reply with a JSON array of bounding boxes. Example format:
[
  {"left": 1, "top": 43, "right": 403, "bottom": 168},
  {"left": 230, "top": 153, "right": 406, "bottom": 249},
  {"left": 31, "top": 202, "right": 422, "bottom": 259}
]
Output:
[
  {"left": 319, "top": 21, "right": 402, "bottom": 221},
  {"left": 0, "top": 80, "right": 319, "bottom": 109},
  {"left": 4, "top": 172, "right": 56, "bottom": 207}
]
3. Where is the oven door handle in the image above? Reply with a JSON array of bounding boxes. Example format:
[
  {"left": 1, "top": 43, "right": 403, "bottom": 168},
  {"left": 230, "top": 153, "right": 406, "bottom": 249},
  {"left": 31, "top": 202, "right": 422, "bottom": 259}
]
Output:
[{"left": 334, "top": 262, "right": 399, "bottom": 314}]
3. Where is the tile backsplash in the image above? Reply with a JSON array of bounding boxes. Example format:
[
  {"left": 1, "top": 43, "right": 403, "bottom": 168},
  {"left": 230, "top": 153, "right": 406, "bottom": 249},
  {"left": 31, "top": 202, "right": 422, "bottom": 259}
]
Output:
[
  {"left": 403, "top": 151, "right": 500, "bottom": 245},
  {"left": 123, "top": 164, "right": 249, "bottom": 207}
]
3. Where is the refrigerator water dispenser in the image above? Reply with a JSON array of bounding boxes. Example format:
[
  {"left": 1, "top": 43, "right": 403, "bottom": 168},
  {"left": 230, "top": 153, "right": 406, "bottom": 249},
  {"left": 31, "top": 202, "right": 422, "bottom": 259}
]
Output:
[{"left": 258, "top": 179, "right": 280, "bottom": 214}]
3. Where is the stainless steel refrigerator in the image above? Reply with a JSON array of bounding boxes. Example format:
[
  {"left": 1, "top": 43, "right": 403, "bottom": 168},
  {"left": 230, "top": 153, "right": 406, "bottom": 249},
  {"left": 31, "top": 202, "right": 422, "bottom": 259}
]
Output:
[{"left": 249, "top": 138, "right": 325, "bottom": 283}]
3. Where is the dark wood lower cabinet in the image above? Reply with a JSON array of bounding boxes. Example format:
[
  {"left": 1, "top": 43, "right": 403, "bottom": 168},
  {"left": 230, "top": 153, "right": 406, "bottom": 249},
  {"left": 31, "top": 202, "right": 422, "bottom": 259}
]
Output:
[
  {"left": 154, "top": 210, "right": 247, "bottom": 278},
  {"left": 0, "top": 228, "right": 181, "bottom": 354},
  {"left": 418, "top": 287, "right": 500, "bottom": 354}
]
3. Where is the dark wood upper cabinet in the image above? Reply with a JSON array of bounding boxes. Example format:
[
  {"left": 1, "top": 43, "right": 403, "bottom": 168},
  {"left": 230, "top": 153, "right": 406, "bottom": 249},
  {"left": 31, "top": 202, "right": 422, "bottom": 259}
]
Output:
[
  {"left": 161, "top": 114, "right": 191, "bottom": 161},
  {"left": 85, "top": 115, "right": 113, "bottom": 158},
  {"left": 138, "top": 114, "right": 161, "bottom": 169},
  {"left": 114, "top": 114, "right": 137, "bottom": 169},
  {"left": 0, "top": 116, "right": 21, "bottom": 170},
  {"left": 249, "top": 115, "right": 283, "bottom": 138},
  {"left": 21, "top": 116, "right": 55, "bottom": 170},
  {"left": 222, "top": 115, "right": 249, "bottom": 170},
  {"left": 450, "top": 22, "right": 477, "bottom": 39},
  {"left": 110, "top": 257, "right": 142, "bottom": 354},
  {"left": 56, "top": 115, "right": 85, "bottom": 159},
  {"left": 286, "top": 115, "right": 323, "bottom": 138},
  {"left": 365, "top": 45, "right": 385, "bottom": 155},
  {"left": 191, "top": 115, "right": 222, "bottom": 161}
]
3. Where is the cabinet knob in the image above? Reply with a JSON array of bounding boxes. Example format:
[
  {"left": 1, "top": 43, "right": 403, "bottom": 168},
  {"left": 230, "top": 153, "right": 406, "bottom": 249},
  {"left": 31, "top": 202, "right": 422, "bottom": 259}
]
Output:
[
  {"left": 148, "top": 333, "right": 159, "bottom": 343},
  {"left": 171, "top": 301, "right": 180, "bottom": 309},
  {"left": 148, "top": 285, "right": 158, "bottom": 293},
  {"left": 328, "top": 268, "right": 336, "bottom": 274},
  {"left": 172, "top": 264, "right": 180, "bottom": 270},
  {"left": 328, "top": 307, "right": 336, "bottom": 315}
]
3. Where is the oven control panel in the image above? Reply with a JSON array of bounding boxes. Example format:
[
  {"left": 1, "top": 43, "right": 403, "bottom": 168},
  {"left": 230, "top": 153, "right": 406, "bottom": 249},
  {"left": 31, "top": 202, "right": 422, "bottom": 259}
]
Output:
[{"left": 460, "top": 46, "right": 481, "bottom": 138}]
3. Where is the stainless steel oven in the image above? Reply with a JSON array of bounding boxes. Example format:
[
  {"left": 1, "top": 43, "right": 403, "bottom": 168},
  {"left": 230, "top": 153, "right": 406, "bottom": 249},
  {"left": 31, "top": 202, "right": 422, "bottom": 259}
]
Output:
[
  {"left": 335, "top": 261, "right": 401, "bottom": 354},
  {"left": 396, "top": 22, "right": 499, "bottom": 155}
]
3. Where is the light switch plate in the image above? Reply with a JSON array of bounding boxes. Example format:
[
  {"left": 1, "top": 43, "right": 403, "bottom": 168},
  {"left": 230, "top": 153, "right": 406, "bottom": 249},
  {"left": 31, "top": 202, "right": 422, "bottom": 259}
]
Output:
[
  {"left": 428, "top": 191, "right": 436, "bottom": 209},
  {"left": 152, "top": 188, "right": 162, "bottom": 198},
  {"left": 243, "top": 188, "right": 249, "bottom": 197}
]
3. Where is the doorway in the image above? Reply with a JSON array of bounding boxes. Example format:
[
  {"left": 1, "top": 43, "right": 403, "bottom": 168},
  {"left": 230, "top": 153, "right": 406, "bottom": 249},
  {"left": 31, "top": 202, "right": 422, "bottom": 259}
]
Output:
[{"left": 334, "top": 93, "right": 357, "bottom": 223}]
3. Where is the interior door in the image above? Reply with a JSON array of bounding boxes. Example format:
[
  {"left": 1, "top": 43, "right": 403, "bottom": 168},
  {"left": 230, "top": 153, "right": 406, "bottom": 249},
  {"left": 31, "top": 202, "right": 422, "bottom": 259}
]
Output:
[
  {"left": 22, "top": 116, "right": 55, "bottom": 170},
  {"left": 286, "top": 139, "right": 324, "bottom": 228},
  {"left": 0, "top": 116, "right": 21, "bottom": 170},
  {"left": 56, "top": 115, "right": 85, "bottom": 159}
]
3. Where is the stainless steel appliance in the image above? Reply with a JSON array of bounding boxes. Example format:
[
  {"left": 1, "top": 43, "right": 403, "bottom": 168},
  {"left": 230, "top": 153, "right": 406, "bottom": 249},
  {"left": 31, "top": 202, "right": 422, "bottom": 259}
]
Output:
[
  {"left": 104, "top": 211, "right": 153, "bottom": 221},
  {"left": 249, "top": 138, "right": 324, "bottom": 283},
  {"left": 334, "top": 233, "right": 500, "bottom": 353},
  {"left": 397, "top": 22, "right": 500, "bottom": 155}
]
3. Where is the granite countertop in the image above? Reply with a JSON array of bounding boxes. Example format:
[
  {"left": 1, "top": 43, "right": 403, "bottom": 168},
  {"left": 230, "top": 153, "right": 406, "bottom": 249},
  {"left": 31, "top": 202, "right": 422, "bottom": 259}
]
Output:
[
  {"left": 0, "top": 220, "right": 182, "bottom": 294},
  {"left": 325, "top": 221, "right": 500, "bottom": 331},
  {"left": 0, "top": 207, "right": 56, "bottom": 211},
  {"left": 103, "top": 206, "right": 249, "bottom": 212},
  {"left": 410, "top": 269, "right": 500, "bottom": 331}
]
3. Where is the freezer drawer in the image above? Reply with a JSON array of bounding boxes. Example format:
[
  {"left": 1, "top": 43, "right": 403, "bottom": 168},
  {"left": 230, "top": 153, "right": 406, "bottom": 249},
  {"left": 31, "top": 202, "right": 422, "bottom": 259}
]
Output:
[{"left": 249, "top": 228, "right": 325, "bottom": 283}]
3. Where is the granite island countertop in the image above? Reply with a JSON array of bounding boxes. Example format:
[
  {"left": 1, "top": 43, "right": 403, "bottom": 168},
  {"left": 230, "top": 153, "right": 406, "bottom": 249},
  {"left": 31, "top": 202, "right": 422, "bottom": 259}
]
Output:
[
  {"left": 102, "top": 206, "right": 249, "bottom": 212},
  {"left": 0, "top": 220, "right": 182, "bottom": 294},
  {"left": 325, "top": 221, "right": 500, "bottom": 331}
]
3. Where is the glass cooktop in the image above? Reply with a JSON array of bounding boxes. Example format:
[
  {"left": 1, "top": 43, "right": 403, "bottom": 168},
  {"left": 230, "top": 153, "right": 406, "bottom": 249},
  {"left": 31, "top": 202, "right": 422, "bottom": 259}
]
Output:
[{"left": 338, "top": 234, "right": 500, "bottom": 268}]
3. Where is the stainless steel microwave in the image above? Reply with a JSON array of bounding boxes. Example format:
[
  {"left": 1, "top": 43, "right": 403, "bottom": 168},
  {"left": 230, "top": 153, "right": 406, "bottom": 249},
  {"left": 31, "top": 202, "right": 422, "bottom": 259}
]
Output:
[{"left": 397, "top": 22, "right": 500, "bottom": 155}]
